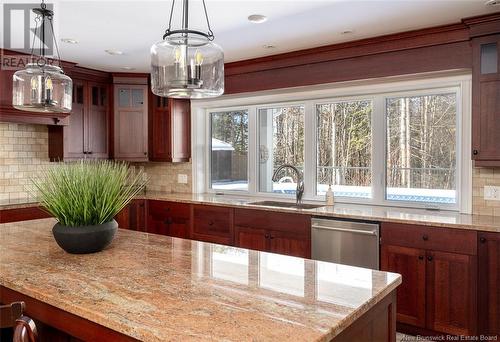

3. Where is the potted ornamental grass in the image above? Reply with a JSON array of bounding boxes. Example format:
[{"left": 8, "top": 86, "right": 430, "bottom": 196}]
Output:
[{"left": 31, "top": 160, "right": 147, "bottom": 254}]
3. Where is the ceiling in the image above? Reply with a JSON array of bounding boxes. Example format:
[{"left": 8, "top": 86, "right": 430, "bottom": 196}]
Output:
[{"left": 1, "top": 0, "right": 499, "bottom": 72}]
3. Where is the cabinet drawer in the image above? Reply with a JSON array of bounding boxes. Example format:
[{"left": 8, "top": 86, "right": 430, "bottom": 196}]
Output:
[
  {"left": 234, "top": 208, "right": 310, "bottom": 236},
  {"left": 148, "top": 200, "right": 190, "bottom": 219},
  {"left": 381, "top": 222, "right": 477, "bottom": 255},
  {"left": 192, "top": 205, "right": 233, "bottom": 245}
]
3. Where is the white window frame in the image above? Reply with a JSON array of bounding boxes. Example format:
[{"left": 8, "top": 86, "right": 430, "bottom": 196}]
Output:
[{"left": 192, "top": 72, "right": 472, "bottom": 213}]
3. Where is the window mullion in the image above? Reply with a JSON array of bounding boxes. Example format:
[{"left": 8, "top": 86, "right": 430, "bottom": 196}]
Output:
[
  {"left": 248, "top": 107, "right": 258, "bottom": 196},
  {"left": 372, "top": 96, "right": 386, "bottom": 205},
  {"left": 303, "top": 101, "right": 316, "bottom": 200}
]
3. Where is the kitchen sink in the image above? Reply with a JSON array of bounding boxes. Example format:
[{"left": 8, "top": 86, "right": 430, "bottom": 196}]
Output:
[{"left": 248, "top": 200, "right": 324, "bottom": 210}]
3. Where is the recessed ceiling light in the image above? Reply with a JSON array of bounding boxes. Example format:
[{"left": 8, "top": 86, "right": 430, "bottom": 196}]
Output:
[
  {"left": 60, "top": 38, "right": 78, "bottom": 44},
  {"left": 485, "top": 0, "right": 500, "bottom": 5},
  {"left": 248, "top": 14, "right": 267, "bottom": 24},
  {"left": 263, "top": 44, "right": 276, "bottom": 49},
  {"left": 340, "top": 29, "right": 354, "bottom": 35},
  {"left": 105, "top": 49, "right": 124, "bottom": 56},
  {"left": 121, "top": 67, "right": 135, "bottom": 71}
]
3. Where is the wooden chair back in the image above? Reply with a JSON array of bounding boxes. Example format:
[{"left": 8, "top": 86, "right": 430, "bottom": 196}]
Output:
[{"left": 0, "top": 302, "right": 37, "bottom": 342}]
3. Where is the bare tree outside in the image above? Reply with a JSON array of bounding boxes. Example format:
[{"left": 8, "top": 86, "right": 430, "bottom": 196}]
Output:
[
  {"left": 210, "top": 110, "right": 249, "bottom": 190},
  {"left": 386, "top": 93, "right": 456, "bottom": 203},
  {"left": 316, "top": 101, "right": 372, "bottom": 197}
]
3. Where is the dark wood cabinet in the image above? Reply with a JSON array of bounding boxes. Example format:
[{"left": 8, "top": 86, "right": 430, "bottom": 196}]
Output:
[
  {"left": 380, "top": 223, "right": 477, "bottom": 336},
  {"left": 381, "top": 244, "right": 426, "bottom": 328},
  {"left": 149, "top": 96, "right": 191, "bottom": 162},
  {"left": 191, "top": 205, "right": 233, "bottom": 245},
  {"left": 426, "top": 250, "right": 477, "bottom": 336},
  {"left": 472, "top": 34, "right": 500, "bottom": 166},
  {"left": 234, "top": 209, "right": 311, "bottom": 258},
  {"left": 115, "top": 199, "right": 147, "bottom": 231},
  {"left": 113, "top": 84, "right": 149, "bottom": 161},
  {"left": 147, "top": 200, "right": 190, "bottom": 238},
  {"left": 478, "top": 232, "right": 500, "bottom": 336},
  {"left": 0, "top": 206, "right": 51, "bottom": 223},
  {"left": 48, "top": 80, "right": 110, "bottom": 160}
]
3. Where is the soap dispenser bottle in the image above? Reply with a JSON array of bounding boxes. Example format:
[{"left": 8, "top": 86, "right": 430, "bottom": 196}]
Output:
[{"left": 325, "top": 184, "right": 334, "bottom": 206}]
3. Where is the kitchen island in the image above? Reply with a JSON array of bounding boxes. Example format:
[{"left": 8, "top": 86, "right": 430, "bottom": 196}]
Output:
[{"left": 0, "top": 218, "right": 401, "bottom": 341}]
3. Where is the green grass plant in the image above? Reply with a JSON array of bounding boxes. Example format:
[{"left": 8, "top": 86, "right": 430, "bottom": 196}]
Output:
[{"left": 31, "top": 160, "right": 147, "bottom": 227}]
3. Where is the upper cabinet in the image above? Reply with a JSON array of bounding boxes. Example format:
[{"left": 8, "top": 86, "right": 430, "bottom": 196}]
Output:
[
  {"left": 48, "top": 79, "right": 110, "bottom": 161},
  {"left": 472, "top": 33, "right": 500, "bottom": 166},
  {"left": 113, "top": 84, "right": 149, "bottom": 161},
  {"left": 149, "top": 96, "right": 191, "bottom": 162}
]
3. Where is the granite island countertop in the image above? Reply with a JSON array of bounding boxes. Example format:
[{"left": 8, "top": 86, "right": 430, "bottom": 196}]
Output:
[{"left": 0, "top": 218, "right": 401, "bottom": 342}]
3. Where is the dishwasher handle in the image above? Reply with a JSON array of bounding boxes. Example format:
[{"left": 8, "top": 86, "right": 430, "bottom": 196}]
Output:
[{"left": 311, "top": 224, "right": 378, "bottom": 236}]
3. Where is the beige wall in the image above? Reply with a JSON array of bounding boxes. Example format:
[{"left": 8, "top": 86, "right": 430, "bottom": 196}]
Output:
[{"left": 2, "top": 123, "right": 500, "bottom": 215}]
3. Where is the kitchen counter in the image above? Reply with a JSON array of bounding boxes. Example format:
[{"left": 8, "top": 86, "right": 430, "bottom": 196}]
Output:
[
  {"left": 4, "top": 191, "right": 500, "bottom": 233},
  {"left": 0, "top": 218, "right": 401, "bottom": 341},
  {"left": 143, "top": 192, "right": 500, "bottom": 233}
]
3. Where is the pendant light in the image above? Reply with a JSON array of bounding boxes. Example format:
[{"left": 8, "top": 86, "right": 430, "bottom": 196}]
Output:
[
  {"left": 151, "top": 0, "right": 224, "bottom": 99},
  {"left": 12, "top": 0, "right": 72, "bottom": 113}
]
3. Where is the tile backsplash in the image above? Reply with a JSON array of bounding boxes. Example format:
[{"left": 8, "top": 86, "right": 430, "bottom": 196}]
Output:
[
  {"left": 472, "top": 167, "right": 500, "bottom": 216},
  {"left": 0, "top": 123, "right": 193, "bottom": 202},
  {"left": 0, "top": 123, "right": 51, "bottom": 202}
]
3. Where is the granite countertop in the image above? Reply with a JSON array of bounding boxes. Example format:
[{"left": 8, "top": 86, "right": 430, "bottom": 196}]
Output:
[
  {"left": 0, "top": 218, "right": 401, "bottom": 342},
  {"left": 143, "top": 192, "right": 500, "bottom": 233},
  {"left": 3, "top": 191, "right": 500, "bottom": 233}
]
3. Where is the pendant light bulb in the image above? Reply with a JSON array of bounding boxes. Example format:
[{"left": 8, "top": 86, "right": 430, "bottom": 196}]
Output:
[
  {"left": 195, "top": 50, "right": 204, "bottom": 66},
  {"left": 45, "top": 77, "right": 53, "bottom": 91}
]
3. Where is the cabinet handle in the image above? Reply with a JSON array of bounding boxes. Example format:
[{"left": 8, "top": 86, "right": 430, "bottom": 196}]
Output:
[
  {"left": 418, "top": 255, "right": 424, "bottom": 260},
  {"left": 208, "top": 221, "right": 214, "bottom": 226},
  {"left": 422, "top": 235, "right": 429, "bottom": 241},
  {"left": 473, "top": 149, "right": 479, "bottom": 156},
  {"left": 144, "top": 152, "right": 147, "bottom": 156},
  {"left": 269, "top": 235, "right": 274, "bottom": 240},
  {"left": 88, "top": 151, "right": 93, "bottom": 155},
  {"left": 427, "top": 256, "right": 433, "bottom": 262},
  {"left": 480, "top": 237, "right": 487, "bottom": 243},
  {"left": 264, "top": 234, "right": 270, "bottom": 239}
]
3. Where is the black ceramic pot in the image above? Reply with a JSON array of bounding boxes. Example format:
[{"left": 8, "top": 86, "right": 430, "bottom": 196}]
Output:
[{"left": 52, "top": 220, "right": 118, "bottom": 254}]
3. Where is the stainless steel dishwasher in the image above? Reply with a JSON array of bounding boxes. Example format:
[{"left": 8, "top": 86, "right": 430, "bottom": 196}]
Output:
[{"left": 311, "top": 218, "right": 380, "bottom": 269}]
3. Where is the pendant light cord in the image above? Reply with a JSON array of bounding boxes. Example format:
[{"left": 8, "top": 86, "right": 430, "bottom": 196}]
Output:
[{"left": 164, "top": 0, "right": 214, "bottom": 40}]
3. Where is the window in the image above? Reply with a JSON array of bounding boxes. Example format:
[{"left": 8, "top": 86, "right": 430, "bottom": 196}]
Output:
[
  {"left": 210, "top": 110, "right": 248, "bottom": 191},
  {"left": 316, "top": 100, "right": 372, "bottom": 198},
  {"left": 258, "top": 105, "right": 304, "bottom": 194},
  {"left": 200, "top": 76, "right": 470, "bottom": 212},
  {"left": 386, "top": 93, "right": 457, "bottom": 204}
]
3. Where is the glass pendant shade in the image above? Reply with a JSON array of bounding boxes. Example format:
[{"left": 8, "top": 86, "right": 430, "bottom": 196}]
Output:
[
  {"left": 13, "top": 63, "right": 72, "bottom": 113},
  {"left": 151, "top": 33, "right": 224, "bottom": 99}
]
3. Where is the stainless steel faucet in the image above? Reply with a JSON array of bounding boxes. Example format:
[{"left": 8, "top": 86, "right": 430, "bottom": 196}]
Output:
[{"left": 272, "top": 164, "right": 304, "bottom": 205}]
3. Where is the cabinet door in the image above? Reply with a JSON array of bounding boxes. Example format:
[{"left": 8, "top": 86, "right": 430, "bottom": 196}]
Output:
[
  {"left": 114, "top": 85, "right": 148, "bottom": 161},
  {"left": 268, "top": 229, "right": 310, "bottom": 258},
  {"left": 191, "top": 205, "right": 233, "bottom": 245},
  {"left": 234, "top": 226, "right": 267, "bottom": 252},
  {"left": 115, "top": 199, "right": 146, "bottom": 231},
  {"left": 87, "top": 83, "right": 109, "bottom": 159},
  {"left": 426, "top": 250, "right": 477, "bottom": 336},
  {"left": 150, "top": 96, "right": 170, "bottom": 161},
  {"left": 149, "top": 97, "right": 191, "bottom": 162},
  {"left": 478, "top": 232, "right": 500, "bottom": 336},
  {"left": 472, "top": 34, "right": 500, "bottom": 164},
  {"left": 381, "top": 244, "right": 426, "bottom": 328},
  {"left": 65, "top": 80, "right": 86, "bottom": 158},
  {"left": 147, "top": 200, "right": 190, "bottom": 238}
]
